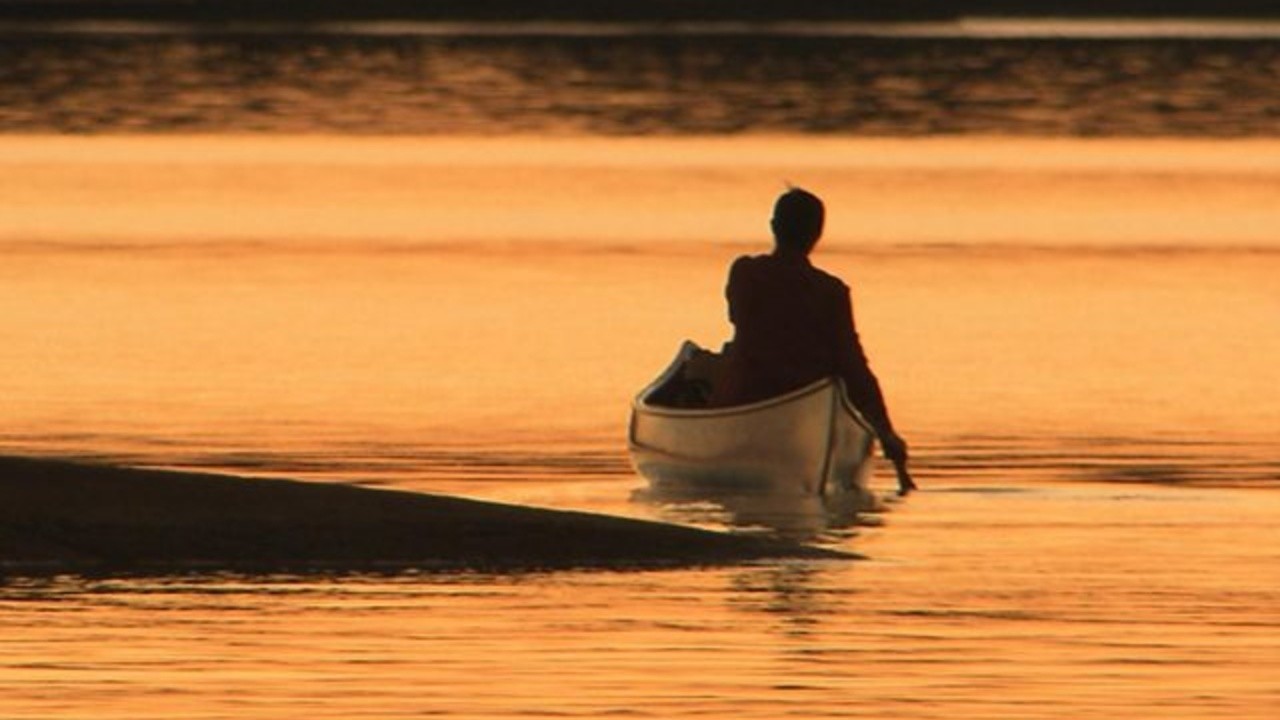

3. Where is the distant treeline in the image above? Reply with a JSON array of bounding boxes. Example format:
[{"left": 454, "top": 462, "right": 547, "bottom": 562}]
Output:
[{"left": 1, "top": 0, "right": 1277, "bottom": 23}]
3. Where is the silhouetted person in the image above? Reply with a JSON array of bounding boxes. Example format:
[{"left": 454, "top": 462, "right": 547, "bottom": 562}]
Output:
[{"left": 711, "top": 188, "right": 916, "bottom": 494}]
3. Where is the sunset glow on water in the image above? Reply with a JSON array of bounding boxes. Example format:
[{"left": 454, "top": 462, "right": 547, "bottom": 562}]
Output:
[
  {"left": 5, "top": 9, "right": 1280, "bottom": 714},
  {"left": 1, "top": 133, "right": 1278, "bottom": 717},
  {"left": 2, "top": 136, "right": 1277, "bottom": 465}
]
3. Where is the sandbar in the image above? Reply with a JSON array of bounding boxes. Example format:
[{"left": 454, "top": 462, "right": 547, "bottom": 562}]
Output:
[{"left": 0, "top": 456, "right": 849, "bottom": 576}]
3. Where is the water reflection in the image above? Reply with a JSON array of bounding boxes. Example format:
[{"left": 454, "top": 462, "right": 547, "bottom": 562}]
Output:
[
  {"left": 634, "top": 478, "right": 882, "bottom": 544},
  {"left": 729, "top": 562, "right": 837, "bottom": 638}
]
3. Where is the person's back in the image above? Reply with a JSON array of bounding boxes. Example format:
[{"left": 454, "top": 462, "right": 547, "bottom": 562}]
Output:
[
  {"left": 712, "top": 252, "right": 850, "bottom": 406},
  {"left": 712, "top": 187, "right": 916, "bottom": 494}
]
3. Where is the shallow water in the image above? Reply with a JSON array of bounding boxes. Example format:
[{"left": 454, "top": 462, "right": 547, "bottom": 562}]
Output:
[
  {"left": 2, "top": 483, "right": 1277, "bottom": 719},
  {"left": 1, "top": 135, "right": 1278, "bottom": 717}
]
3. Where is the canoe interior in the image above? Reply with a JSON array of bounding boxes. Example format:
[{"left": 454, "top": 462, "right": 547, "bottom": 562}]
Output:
[{"left": 638, "top": 341, "right": 725, "bottom": 410}]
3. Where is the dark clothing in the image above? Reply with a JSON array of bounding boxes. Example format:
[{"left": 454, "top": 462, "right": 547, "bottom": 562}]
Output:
[{"left": 711, "top": 252, "right": 895, "bottom": 436}]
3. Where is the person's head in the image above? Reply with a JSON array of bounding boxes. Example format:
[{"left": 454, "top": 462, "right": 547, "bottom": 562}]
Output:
[{"left": 771, "top": 187, "right": 825, "bottom": 254}]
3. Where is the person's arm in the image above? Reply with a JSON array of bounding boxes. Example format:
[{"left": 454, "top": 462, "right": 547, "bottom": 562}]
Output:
[
  {"left": 709, "top": 258, "right": 749, "bottom": 407},
  {"left": 834, "top": 288, "right": 917, "bottom": 494},
  {"left": 834, "top": 288, "right": 892, "bottom": 434},
  {"left": 725, "top": 255, "right": 750, "bottom": 327}
]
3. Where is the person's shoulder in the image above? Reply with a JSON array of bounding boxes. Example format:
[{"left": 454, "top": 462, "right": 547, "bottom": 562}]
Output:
[
  {"left": 808, "top": 263, "right": 850, "bottom": 293},
  {"left": 731, "top": 253, "right": 771, "bottom": 268},
  {"left": 728, "top": 253, "right": 770, "bottom": 277}
]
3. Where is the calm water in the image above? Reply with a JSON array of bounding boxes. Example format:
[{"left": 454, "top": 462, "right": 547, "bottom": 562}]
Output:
[
  {"left": 1, "top": 484, "right": 1277, "bottom": 720},
  {"left": 2, "top": 23, "right": 1279, "bottom": 720},
  {"left": 1, "top": 134, "right": 1278, "bottom": 718}
]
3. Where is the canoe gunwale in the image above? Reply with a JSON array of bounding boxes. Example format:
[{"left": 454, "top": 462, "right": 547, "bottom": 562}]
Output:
[
  {"left": 636, "top": 374, "right": 841, "bottom": 420},
  {"left": 629, "top": 340, "right": 873, "bottom": 434}
]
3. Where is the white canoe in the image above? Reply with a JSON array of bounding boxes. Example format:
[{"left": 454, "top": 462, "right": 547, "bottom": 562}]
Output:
[{"left": 628, "top": 341, "right": 877, "bottom": 495}]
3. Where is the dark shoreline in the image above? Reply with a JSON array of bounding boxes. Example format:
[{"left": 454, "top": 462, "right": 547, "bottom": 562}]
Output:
[
  {"left": 0, "top": 456, "right": 850, "bottom": 577},
  {"left": 0, "top": 0, "right": 1275, "bottom": 24}
]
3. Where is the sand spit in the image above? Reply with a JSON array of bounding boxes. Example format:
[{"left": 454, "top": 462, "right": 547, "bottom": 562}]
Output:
[{"left": 0, "top": 456, "right": 850, "bottom": 576}]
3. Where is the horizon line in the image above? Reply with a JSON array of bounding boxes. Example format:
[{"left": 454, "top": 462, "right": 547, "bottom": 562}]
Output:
[{"left": 4, "top": 16, "right": 1280, "bottom": 40}]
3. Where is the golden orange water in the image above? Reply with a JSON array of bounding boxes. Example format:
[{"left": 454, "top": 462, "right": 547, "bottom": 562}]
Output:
[
  {"left": 1, "top": 136, "right": 1278, "bottom": 718},
  {"left": 1, "top": 485, "right": 1276, "bottom": 719}
]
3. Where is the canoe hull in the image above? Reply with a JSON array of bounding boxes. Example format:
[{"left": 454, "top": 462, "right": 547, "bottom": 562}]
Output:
[{"left": 628, "top": 342, "right": 877, "bottom": 495}]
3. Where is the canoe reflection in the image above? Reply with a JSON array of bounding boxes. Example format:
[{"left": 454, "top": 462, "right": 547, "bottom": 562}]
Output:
[{"left": 633, "top": 478, "right": 881, "bottom": 545}]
